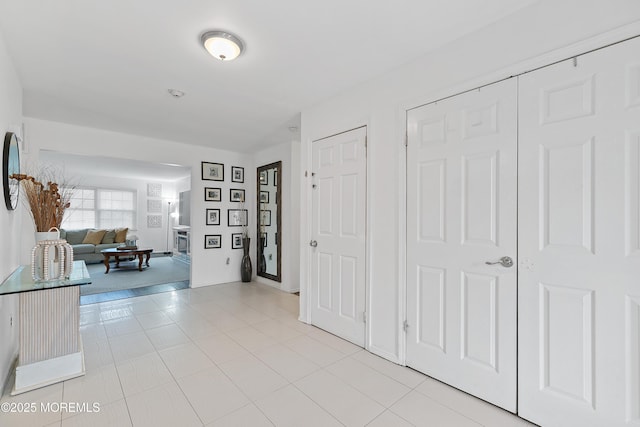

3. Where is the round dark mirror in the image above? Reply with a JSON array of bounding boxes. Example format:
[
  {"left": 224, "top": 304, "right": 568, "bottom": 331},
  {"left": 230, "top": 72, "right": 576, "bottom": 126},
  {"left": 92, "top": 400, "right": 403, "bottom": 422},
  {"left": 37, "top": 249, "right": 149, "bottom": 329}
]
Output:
[{"left": 3, "top": 131, "right": 20, "bottom": 210}]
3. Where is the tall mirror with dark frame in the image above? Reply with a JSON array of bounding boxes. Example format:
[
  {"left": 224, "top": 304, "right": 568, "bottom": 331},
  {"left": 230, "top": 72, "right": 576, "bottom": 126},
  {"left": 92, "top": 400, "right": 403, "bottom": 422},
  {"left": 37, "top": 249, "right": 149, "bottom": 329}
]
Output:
[
  {"left": 3, "top": 131, "right": 20, "bottom": 210},
  {"left": 257, "top": 161, "right": 281, "bottom": 282}
]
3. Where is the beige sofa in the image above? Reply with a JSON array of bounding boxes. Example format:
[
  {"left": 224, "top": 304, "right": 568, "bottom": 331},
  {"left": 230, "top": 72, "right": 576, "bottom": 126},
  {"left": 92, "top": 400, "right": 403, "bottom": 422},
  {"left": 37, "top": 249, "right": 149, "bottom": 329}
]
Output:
[{"left": 60, "top": 228, "right": 127, "bottom": 264}]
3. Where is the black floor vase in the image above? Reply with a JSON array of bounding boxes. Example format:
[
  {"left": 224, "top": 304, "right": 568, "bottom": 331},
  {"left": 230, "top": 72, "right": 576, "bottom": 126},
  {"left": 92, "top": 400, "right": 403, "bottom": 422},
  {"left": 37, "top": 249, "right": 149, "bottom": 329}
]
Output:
[{"left": 241, "top": 237, "right": 252, "bottom": 282}]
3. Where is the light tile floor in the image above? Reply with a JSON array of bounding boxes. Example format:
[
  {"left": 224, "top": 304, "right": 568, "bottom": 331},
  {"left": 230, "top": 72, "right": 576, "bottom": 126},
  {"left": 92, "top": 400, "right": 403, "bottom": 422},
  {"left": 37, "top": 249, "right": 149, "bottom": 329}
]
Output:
[{"left": 0, "top": 282, "right": 536, "bottom": 426}]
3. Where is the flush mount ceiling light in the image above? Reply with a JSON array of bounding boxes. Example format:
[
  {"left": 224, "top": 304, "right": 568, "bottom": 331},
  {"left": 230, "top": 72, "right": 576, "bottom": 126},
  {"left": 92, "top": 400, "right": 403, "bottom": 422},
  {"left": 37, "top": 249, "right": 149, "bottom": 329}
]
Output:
[{"left": 201, "top": 30, "right": 244, "bottom": 61}]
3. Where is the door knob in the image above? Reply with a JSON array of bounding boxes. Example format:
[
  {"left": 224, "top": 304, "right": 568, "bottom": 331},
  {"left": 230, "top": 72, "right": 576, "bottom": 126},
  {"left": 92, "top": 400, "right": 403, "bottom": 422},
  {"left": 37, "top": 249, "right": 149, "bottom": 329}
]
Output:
[
  {"left": 309, "top": 240, "right": 318, "bottom": 247},
  {"left": 485, "top": 256, "right": 513, "bottom": 268}
]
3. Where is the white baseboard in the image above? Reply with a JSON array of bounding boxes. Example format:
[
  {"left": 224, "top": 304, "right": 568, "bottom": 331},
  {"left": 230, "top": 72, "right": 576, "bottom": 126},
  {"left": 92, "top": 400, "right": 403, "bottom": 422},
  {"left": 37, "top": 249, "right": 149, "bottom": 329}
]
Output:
[{"left": 12, "top": 351, "right": 85, "bottom": 395}]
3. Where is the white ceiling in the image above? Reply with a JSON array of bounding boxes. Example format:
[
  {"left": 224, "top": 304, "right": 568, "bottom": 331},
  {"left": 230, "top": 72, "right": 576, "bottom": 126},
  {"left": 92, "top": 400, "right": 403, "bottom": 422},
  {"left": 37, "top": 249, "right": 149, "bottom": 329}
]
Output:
[
  {"left": 0, "top": 0, "right": 537, "bottom": 152},
  {"left": 40, "top": 150, "right": 191, "bottom": 182}
]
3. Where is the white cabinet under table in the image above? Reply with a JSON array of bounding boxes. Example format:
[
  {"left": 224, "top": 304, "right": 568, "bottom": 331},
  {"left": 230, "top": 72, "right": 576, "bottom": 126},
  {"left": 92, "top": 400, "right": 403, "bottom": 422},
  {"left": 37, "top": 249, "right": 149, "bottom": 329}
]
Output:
[{"left": 0, "top": 260, "right": 91, "bottom": 395}]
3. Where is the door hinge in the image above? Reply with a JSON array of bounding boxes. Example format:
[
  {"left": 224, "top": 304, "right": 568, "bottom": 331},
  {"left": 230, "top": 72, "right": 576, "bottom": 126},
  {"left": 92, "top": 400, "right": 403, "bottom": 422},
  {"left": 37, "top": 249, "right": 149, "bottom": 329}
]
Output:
[
  {"left": 362, "top": 312, "right": 367, "bottom": 323},
  {"left": 404, "top": 131, "right": 408, "bottom": 147},
  {"left": 305, "top": 170, "right": 308, "bottom": 177},
  {"left": 403, "top": 320, "right": 409, "bottom": 332}
]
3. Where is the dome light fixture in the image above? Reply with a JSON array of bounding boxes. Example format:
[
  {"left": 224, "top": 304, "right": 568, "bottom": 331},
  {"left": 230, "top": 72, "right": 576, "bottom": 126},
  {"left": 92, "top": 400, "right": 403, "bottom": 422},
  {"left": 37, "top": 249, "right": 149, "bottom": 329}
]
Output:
[{"left": 201, "top": 30, "right": 244, "bottom": 61}]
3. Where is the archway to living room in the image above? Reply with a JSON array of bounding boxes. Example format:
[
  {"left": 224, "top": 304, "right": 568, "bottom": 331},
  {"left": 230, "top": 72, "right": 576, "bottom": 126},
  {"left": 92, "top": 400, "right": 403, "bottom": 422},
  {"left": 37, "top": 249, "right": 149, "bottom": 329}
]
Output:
[{"left": 39, "top": 150, "right": 192, "bottom": 304}]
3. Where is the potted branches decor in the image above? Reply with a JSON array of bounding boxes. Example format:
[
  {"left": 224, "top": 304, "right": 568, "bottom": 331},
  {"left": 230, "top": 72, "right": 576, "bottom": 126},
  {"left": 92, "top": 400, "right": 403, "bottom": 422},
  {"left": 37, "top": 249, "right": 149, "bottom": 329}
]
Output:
[
  {"left": 11, "top": 170, "right": 75, "bottom": 281},
  {"left": 238, "top": 197, "right": 252, "bottom": 282}
]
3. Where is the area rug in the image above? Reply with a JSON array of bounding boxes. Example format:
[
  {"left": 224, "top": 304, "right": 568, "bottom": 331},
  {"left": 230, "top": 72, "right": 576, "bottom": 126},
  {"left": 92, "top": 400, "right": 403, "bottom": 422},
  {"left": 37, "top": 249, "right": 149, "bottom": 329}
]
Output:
[{"left": 81, "top": 256, "right": 190, "bottom": 295}]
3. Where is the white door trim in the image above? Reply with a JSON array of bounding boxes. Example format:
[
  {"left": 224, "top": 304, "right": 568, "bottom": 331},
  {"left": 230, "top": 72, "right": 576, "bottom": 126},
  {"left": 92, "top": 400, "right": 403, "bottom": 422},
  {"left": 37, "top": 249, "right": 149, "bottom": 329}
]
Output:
[
  {"left": 397, "top": 121, "right": 409, "bottom": 364},
  {"left": 299, "top": 135, "right": 312, "bottom": 324}
]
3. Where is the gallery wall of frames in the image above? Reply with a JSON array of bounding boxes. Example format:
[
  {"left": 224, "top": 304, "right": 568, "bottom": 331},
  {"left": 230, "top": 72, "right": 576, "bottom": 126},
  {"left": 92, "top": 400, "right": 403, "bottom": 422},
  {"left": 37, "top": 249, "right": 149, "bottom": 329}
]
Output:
[{"left": 201, "top": 161, "right": 249, "bottom": 250}]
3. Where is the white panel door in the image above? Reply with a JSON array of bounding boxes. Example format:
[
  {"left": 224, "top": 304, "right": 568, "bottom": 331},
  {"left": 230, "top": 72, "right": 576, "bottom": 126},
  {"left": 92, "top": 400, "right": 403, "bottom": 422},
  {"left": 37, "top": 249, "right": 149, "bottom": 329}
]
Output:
[
  {"left": 310, "top": 127, "right": 366, "bottom": 346},
  {"left": 518, "top": 37, "right": 640, "bottom": 427},
  {"left": 406, "top": 79, "right": 518, "bottom": 411}
]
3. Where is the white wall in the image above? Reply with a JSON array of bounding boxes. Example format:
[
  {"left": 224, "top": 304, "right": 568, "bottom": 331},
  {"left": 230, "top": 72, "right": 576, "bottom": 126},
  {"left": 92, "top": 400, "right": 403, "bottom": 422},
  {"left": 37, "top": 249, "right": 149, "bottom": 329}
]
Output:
[
  {"left": 22, "top": 118, "right": 254, "bottom": 288},
  {"left": 300, "top": 2, "right": 640, "bottom": 362},
  {"left": 0, "top": 29, "right": 22, "bottom": 393},
  {"left": 176, "top": 176, "right": 190, "bottom": 194},
  {"left": 254, "top": 140, "right": 301, "bottom": 293}
]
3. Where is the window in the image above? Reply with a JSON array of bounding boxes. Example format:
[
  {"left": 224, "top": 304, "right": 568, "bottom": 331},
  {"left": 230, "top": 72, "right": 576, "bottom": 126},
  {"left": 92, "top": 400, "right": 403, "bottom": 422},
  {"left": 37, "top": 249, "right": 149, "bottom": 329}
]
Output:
[
  {"left": 63, "top": 187, "right": 136, "bottom": 230},
  {"left": 98, "top": 189, "right": 135, "bottom": 229},
  {"left": 63, "top": 188, "right": 96, "bottom": 229}
]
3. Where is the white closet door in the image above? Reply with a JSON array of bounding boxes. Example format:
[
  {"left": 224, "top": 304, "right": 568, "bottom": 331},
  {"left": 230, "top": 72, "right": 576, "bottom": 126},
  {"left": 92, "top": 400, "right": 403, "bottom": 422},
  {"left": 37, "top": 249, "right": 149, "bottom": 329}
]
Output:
[
  {"left": 310, "top": 127, "right": 367, "bottom": 346},
  {"left": 406, "top": 79, "right": 518, "bottom": 411},
  {"left": 518, "top": 36, "right": 640, "bottom": 426}
]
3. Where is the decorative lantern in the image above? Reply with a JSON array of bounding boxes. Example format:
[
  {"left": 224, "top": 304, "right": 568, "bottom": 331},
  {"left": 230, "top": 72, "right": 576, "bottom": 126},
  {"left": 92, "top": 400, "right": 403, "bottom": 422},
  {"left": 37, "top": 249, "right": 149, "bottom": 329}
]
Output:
[{"left": 31, "top": 236, "right": 74, "bottom": 281}]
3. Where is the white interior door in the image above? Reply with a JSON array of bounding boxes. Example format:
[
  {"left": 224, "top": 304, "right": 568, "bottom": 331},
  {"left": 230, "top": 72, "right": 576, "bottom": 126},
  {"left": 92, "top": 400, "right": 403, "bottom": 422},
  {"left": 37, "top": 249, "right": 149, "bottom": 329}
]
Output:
[
  {"left": 406, "top": 79, "right": 518, "bottom": 411},
  {"left": 310, "top": 127, "right": 367, "bottom": 346},
  {"left": 518, "top": 37, "right": 640, "bottom": 427}
]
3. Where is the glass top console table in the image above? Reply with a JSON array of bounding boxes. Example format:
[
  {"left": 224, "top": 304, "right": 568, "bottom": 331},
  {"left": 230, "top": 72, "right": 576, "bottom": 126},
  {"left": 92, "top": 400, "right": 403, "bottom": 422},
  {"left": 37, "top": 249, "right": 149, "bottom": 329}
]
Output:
[
  {"left": 0, "top": 260, "right": 91, "bottom": 295},
  {"left": 0, "top": 261, "right": 91, "bottom": 395}
]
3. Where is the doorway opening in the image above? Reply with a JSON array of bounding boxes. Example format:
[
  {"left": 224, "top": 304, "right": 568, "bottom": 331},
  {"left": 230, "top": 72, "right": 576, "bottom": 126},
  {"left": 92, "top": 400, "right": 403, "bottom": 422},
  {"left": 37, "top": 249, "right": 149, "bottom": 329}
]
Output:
[{"left": 38, "top": 150, "right": 192, "bottom": 305}]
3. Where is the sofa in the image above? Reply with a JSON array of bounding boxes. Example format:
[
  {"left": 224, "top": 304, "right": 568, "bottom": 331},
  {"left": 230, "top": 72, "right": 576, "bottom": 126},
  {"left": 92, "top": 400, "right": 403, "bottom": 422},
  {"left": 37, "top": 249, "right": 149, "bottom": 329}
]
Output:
[{"left": 60, "top": 228, "right": 129, "bottom": 264}]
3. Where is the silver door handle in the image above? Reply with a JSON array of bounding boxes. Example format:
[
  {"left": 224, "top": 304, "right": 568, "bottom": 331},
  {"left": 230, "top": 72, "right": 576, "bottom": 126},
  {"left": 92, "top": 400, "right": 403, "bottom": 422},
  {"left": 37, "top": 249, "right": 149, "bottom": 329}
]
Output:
[
  {"left": 309, "top": 240, "right": 318, "bottom": 247},
  {"left": 485, "top": 256, "right": 513, "bottom": 268}
]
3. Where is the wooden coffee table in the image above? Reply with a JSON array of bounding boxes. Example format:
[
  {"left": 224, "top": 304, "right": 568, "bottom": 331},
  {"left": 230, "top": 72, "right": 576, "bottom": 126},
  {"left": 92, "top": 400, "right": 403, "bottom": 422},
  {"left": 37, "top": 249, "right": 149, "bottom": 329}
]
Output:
[{"left": 101, "top": 247, "right": 153, "bottom": 274}]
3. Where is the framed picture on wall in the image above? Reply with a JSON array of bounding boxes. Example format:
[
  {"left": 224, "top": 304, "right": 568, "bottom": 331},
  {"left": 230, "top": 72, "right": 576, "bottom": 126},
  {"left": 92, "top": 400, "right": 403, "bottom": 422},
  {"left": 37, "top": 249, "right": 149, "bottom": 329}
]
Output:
[
  {"left": 202, "top": 162, "right": 224, "bottom": 181},
  {"left": 260, "top": 209, "right": 271, "bottom": 227},
  {"left": 231, "top": 233, "right": 243, "bottom": 249},
  {"left": 259, "top": 170, "right": 268, "bottom": 185},
  {"left": 228, "top": 209, "right": 248, "bottom": 226},
  {"left": 147, "top": 199, "right": 162, "bottom": 213},
  {"left": 204, "top": 235, "right": 221, "bottom": 249},
  {"left": 206, "top": 208, "right": 220, "bottom": 225},
  {"left": 147, "top": 215, "right": 162, "bottom": 228},
  {"left": 260, "top": 191, "right": 269, "bottom": 203},
  {"left": 231, "top": 166, "right": 244, "bottom": 183},
  {"left": 204, "top": 187, "right": 221, "bottom": 201},
  {"left": 230, "top": 188, "right": 245, "bottom": 202},
  {"left": 147, "top": 183, "right": 162, "bottom": 197}
]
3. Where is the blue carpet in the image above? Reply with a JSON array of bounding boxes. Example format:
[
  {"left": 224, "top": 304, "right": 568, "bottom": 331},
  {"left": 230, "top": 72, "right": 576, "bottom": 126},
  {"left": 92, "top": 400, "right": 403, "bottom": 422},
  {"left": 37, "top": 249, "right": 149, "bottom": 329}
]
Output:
[{"left": 81, "top": 256, "right": 190, "bottom": 296}]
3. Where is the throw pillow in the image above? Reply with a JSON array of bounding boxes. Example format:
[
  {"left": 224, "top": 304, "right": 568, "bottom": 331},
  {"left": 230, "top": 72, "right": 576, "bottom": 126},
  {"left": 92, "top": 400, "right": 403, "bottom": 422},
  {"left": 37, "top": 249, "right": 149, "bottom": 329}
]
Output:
[
  {"left": 115, "top": 227, "right": 129, "bottom": 243},
  {"left": 102, "top": 229, "right": 116, "bottom": 244},
  {"left": 82, "top": 229, "right": 107, "bottom": 245},
  {"left": 65, "top": 229, "right": 89, "bottom": 245}
]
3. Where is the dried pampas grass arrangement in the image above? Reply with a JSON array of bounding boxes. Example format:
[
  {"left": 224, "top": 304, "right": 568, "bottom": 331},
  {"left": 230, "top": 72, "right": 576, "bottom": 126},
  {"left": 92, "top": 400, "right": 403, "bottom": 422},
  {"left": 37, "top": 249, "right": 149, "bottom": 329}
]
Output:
[{"left": 10, "top": 167, "right": 74, "bottom": 232}]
